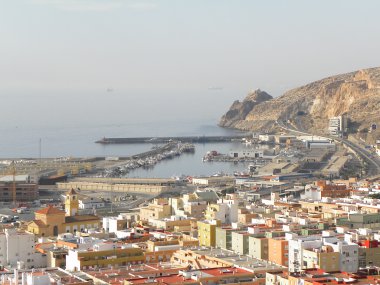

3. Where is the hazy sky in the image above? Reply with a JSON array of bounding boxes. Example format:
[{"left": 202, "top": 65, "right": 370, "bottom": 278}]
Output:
[{"left": 1, "top": 0, "right": 380, "bottom": 127}]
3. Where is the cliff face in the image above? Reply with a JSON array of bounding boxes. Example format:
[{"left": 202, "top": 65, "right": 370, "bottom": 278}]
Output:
[
  {"left": 219, "top": 67, "right": 380, "bottom": 135},
  {"left": 219, "top": 89, "right": 273, "bottom": 128}
]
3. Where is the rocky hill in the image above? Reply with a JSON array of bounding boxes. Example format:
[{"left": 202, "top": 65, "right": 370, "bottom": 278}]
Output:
[
  {"left": 219, "top": 89, "right": 273, "bottom": 128},
  {"left": 219, "top": 67, "right": 380, "bottom": 139}
]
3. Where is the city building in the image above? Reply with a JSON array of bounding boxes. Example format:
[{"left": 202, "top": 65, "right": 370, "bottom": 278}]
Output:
[
  {"left": 215, "top": 227, "right": 239, "bottom": 250},
  {"left": 0, "top": 268, "right": 91, "bottom": 285},
  {"left": 249, "top": 236, "right": 269, "bottom": 260},
  {"left": 329, "top": 115, "right": 347, "bottom": 137},
  {"left": 140, "top": 198, "right": 172, "bottom": 222},
  {"left": 197, "top": 220, "right": 221, "bottom": 247},
  {"left": 66, "top": 243, "right": 145, "bottom": 271},
  {"left": 268, "top": 238, "right": 288, "bottom": 267},
  {"left": 0, "top": 175, "right": 38, "bottom": 202},
  {"left": 27, "top": 189, "right": 100, "bottom": 236},
  {"left": 231, "top": 231, "right": 251, "bottom": 255},
  {"left": 103, "top": 213, "right": 139, "bottom": 233},
  {"left": 0, "top": 229, "right": 46, "bottom": 269},
  {"left": 204, "top": 194, "right": 238, "bottom": 224},
  {"left": 302, "top": 180, "right": 351, "bottom": 200},
  {"left": 78, "top": 196, "right": 105, "bottom": 209},
  {"left": 228, "top": 150, "right": 264, "bottom": 158}
]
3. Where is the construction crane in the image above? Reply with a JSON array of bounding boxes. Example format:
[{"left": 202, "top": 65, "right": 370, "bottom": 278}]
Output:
[{"left": 10, "top": 161, "right": 17, "bottom": 206}]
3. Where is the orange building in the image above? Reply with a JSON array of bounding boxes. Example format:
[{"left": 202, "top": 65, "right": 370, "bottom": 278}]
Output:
[
  {"left": 27, "top": 189, "right": 100, "bottom": 236},
  {"left": 316, "top": 180, "right": 351, "bottom": 198},
  {"left": 268, "top": 238, "right": 288, "bottom": 267}
]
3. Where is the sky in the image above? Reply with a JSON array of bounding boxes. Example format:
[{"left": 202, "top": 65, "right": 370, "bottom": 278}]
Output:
[{"left": 0, "top": 0, "right": 380, "bottom": 128}]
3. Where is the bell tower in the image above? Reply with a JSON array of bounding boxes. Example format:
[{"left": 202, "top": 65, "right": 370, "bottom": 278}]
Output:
[{"left": 65, "top": 188, "right": 79, "bottom": 216}]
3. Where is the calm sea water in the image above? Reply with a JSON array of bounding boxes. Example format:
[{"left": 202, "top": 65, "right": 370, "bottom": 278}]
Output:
[
  {"left": 0, "top": 120, "right": 266, "bottom": 177},
  {"left": 0, "top": 91, "right": 266, "bottom": 177}
]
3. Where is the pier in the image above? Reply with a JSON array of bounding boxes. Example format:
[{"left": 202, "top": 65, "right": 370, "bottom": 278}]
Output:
[{"left": 95, "top": 134, "right": 249, "bottom": 144}]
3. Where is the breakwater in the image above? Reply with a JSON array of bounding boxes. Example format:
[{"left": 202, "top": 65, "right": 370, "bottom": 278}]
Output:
[{"left": 95, "top": 134, "right": 249, "bottom": 144}]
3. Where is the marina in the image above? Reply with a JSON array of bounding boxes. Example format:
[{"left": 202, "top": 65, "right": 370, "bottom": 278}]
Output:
[{"left": 100, "top": 142, "right": 195, "bottom": 177}]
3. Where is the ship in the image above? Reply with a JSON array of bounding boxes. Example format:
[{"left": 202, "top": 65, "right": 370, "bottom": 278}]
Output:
[{"left": 38, "top": 174, "right": 68, "bottom": 185}]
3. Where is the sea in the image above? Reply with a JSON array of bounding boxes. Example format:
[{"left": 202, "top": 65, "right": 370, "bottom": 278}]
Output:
[{"left": 0, "top": 91, "right": 269, "bottom": 178}]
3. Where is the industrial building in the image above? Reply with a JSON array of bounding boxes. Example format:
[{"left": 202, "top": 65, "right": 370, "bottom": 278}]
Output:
[{"left": 0, "top": 175, "right": 38, "bottom": 202}]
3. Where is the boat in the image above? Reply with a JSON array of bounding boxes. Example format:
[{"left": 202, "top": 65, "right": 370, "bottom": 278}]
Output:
[
  {"left": 39, "top": 174, "right": 68, "bottom": 185},
  {"left": 233, "top": 171, "right": 250, "bottom": 178}
]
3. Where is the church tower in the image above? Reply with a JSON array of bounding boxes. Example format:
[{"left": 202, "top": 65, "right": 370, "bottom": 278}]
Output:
[{"left": 65, "top": 188, "right": 79, "bottom": 216}]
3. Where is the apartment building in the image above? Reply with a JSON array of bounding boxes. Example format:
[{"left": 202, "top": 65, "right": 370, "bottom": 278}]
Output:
[
  {"left": 197, "top": 220, "right": 221, "bottom": 247},
  {"left": 66, "top": 243, "right": 145, "bottom": 271},
  {"left": 140, "top": 198, "right": 172, "bottom": 222},
  {"left": 249, "top": 236, "right": 269, "bottom": 260},
  {"left": 231, "top": 231, "right": 251, "bottom": 255},
  {"left": 204, "top": 194, "right": 238, "bottom": 224},
  {"left": 215, "top": 227, "right": 238, "bottom": 250},
  {"left": 268, "top": 238, "right": 289, "bottom": 267},
  {"left": 0, "top": 229, "right": 46, "bottom": 269}
]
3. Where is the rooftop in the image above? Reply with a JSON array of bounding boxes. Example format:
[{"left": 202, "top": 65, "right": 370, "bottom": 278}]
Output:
[{"left": 35, "top": 205, "right": 65, "bottom": 215}]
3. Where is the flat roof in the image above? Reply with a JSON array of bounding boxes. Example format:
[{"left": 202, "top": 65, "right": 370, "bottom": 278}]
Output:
[{"left": 192, "top": 247, "right": 284, "bottom": 271}]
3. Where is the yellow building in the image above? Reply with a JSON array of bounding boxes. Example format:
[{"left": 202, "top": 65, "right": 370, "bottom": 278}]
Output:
[
  {"left": 27, "top": 188, "right": 100, "bottom": 237},
  {"left": 28, "top": 206, "right": 67, "bottom": 236},
  {"left": 67, "top": 244, "right": 178, "bottom": 271},
  {"left": 65, "top": 188, "right": 79, "bottom": 216},
  {"left": 140, "top": 198, "right": 172, "bottom": 222},
  {"left": 197, "top": 220, "right": 221, "bottom": 247},
  {"left": 302, "top": 246, "right": 340, "bottom": 272},
  {"left": 67, "top": 247, "right": 145, "bottom": 271},
  {"left": 204, "top": 204, "right": 221, "bottom": 221},
  {"left": 148, "top": 218, "right": 195, "bottom": 231},
  {"left": 359, "top": 244, "right": 380, "bottom": 267}
]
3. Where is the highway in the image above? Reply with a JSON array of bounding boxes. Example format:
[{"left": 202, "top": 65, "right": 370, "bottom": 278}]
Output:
[{"left": 276, "top": 120, "right": 380, "bottom": 178}]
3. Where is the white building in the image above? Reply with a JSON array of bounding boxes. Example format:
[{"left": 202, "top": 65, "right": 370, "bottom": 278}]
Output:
[
  {"left": 305, "top": 140, "right": 336, "bottom": 150},
  {"left": 215, "top": 194, "right": 239, "bottom": 224},
  {"left": 329, "top": 115, "right": 347, "bottom": 137},
  {"left": 288, "top": 235, "right": 323, "bottom": 272},
  {"left": 0, "top": 175, "right": 32, "bottom": 183},
  {"left": 287, "top": 232, "right": 359, "bottom": 273},
  {"left": 229, "top": 150, "right": 263, "bottom": 158},
  {"left": 259, "top": 135, "right": 275, "bottom": 142},
  {"left": 103, "top": 213, "right": 139, "bottom": 233},
  {"left": 302, "top": 184, "right": 322, "bottom": 201},
  {"left": 0, "top": 268, "right": 89, "bottom": 285},
  {"left": 0, "top": 229, "right": 46, "bottom": 269},
  {"left": 324, "top": 237, "right": 359, "bottom": 273},
  {"left": 79, "top": 196, "right": 105, "bottom": 209}
]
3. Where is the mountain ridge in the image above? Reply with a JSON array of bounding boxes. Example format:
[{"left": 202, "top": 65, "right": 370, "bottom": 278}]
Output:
[{"left": 219, "top": 67, "right": 380, "bottom": 139}]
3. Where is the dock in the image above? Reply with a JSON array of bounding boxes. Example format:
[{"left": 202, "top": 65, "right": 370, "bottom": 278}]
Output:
[{"left": 95, "top": 134, "right": 249, "bottom": 144}]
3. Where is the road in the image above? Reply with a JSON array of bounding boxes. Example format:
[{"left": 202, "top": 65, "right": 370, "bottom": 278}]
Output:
[{"left": 276, "top": 120, "right": 380, "bottom": 177}]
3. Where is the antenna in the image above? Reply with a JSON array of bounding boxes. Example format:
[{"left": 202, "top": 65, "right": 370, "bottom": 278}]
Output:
[
  {"left": 39, "top": 138, "right": 42, "bottom": 162},
  {"left": 110, "top": 182, "right": 114, "bottom": 214}
]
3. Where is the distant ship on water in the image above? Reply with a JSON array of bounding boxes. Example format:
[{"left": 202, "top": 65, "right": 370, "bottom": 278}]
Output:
[{"left": 208, "top": 86, "right": 223, "bottom": 91}]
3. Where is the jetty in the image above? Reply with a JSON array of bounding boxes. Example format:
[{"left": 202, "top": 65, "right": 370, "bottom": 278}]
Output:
[{"left": 95, "top": 134, "right": 249, "bottom": 144}]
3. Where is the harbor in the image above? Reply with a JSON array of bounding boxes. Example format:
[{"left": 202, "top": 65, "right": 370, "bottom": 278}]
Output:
[
  {"left": 99, "top": 142, "right": 195, "bottom": 177},
  {"left": 95, "top": 134, "right": 249, "bottom": 144}
]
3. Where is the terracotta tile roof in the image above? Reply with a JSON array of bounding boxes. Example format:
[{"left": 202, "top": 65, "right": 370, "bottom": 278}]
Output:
[
  {"left": 35, "top": 205, "right": 65, "bottom": 215},
  {"left": 29, "top": 220, "right": 48, "bottom": 228}
]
